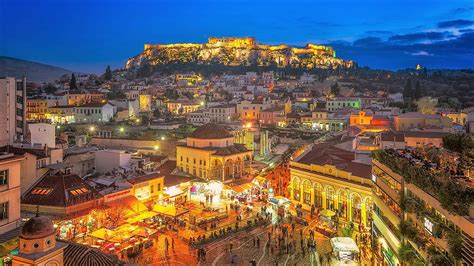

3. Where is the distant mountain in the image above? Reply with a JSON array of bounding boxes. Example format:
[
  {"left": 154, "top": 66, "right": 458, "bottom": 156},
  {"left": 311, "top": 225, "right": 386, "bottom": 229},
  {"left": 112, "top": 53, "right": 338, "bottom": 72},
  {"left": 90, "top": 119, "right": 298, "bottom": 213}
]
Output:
[{"left": 0, "top": 56, "right": 73, "bottom": 83}]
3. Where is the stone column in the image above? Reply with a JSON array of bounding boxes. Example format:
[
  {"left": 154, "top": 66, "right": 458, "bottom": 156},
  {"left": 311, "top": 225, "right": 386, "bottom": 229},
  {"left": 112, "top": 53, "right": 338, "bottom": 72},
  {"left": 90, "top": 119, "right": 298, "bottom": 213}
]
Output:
[{"left": 322, "top": 191, "right": 327, "bottom": 209}]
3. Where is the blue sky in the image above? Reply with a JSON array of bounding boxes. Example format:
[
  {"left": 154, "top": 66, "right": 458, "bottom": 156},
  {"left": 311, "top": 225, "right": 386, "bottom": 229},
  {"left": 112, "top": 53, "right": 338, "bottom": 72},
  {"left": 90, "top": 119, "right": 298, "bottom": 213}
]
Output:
[{"left": 1, "top": 0, "right": 473, "bottom": 73}]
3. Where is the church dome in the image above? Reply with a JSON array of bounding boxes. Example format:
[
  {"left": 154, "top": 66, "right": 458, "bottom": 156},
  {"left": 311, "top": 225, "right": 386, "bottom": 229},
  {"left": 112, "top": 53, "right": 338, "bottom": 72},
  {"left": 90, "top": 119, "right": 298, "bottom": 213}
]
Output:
[
  {"left": 21, "top": 216, "right": 55, "bottom": 240},
  {"left": 188, "top": 123, "right": 233, "bottom": 139}
]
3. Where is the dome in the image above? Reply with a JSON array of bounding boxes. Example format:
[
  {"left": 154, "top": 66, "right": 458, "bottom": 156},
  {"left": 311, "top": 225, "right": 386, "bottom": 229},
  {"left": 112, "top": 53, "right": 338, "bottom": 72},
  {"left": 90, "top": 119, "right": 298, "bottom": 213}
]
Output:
[
  {"left": 188, "top": 123, "right": 233, "bottom": 139},
  {"left": 21, "top": 216, "right": 55, "bottom": 240}
]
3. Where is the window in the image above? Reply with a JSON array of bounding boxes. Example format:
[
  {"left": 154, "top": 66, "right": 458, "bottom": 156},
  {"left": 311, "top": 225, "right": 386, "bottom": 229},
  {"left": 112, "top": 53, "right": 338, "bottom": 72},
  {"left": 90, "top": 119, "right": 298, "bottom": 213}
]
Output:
[
  {"left": 157, "top": 183, "right": 161, "bottom": 192},
  {"left": 0, "top": 202, "right": 8, "bottom": 220},
  {"left": 0, "top": 170, "right": 8, "bottom": 186},
  {"left": 31, "top": 188, "right": 52, "bottom": 195},
  {"left": 150, "top": 185, "right": 154, "bottom": 194}
]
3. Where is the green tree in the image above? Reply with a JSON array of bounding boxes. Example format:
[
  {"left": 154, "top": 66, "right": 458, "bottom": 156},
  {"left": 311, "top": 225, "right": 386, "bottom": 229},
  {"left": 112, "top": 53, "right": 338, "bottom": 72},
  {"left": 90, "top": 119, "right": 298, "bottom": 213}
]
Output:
[
  {"left": 414, "top": 81, "right": 422, "bottom": 99},
  {"left": 415, "top": 97, "right": 436, "bottom": 115},
  {"left": 164, "top": 89, "right": 178, "bottom": 100},
  {"left": 331, "top": 82, "right": 340, "bottom": 96},
  {"left": 403, "top": 79, "right": 413, "bottom": 100},
  {"left": 104, "top": 65, "right": 112, "bottom": 80},
  {"left": 69, "top": 73, "right": 77, "bottom": 89},
  {"left": 43, "top": 84, "right": 57, "bottom": 94}
]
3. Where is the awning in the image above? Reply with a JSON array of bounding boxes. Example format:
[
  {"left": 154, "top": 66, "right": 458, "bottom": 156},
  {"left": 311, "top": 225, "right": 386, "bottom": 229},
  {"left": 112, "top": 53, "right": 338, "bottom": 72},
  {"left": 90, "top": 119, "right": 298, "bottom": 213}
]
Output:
[
  {"left": 330, "top": 237, "right": 360, "bottom": 253},
  {"left": 126, "top": 211, "right": 158, "bottom": 224},
  {"left": 153, "top": 204, "right": 189, "bottom": 217},
  {"left": 89, "top": 228, "right": 115, "bottom": 240},
  {"left": 320, "top": 209, "right": 336, "bottom": 217},
  {"left": 107, "top": 195, "right": 148, "bottom": 218}
]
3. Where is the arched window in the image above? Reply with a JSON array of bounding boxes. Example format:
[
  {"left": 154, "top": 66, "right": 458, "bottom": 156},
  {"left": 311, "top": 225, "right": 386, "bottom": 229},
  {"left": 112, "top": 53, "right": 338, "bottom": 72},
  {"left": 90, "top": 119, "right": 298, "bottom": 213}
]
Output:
[
  {"left": 351, "top": 194, "right": 362, "bottom": 223},
  {"left": 325, "top": 186, "right": 335, "bottom": 210},
  {"left": 338, "top": 190, "right": 348, "bottom": 218},
  {"left": 293, "top": 178, "right": 300, "bottom": 201},
  {"left": 303, "top": 180, "right": 311, "bottom": 204},
  {"left": 314, "top": 183, "right": 322, "bottom": 208}
]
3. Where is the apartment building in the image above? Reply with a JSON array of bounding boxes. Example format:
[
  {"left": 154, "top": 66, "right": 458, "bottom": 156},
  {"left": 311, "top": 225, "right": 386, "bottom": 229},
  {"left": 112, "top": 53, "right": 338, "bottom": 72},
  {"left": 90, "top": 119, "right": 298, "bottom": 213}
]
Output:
[{"left": 0, "top": 77, "right": 27, "bottom": 146}]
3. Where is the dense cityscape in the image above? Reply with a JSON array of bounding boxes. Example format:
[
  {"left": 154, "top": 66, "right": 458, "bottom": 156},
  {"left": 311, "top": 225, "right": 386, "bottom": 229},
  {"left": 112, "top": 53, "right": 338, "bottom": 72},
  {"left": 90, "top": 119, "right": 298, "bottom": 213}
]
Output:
[{"left": 1, "top": 1, "right": 474, "bottom": 266}]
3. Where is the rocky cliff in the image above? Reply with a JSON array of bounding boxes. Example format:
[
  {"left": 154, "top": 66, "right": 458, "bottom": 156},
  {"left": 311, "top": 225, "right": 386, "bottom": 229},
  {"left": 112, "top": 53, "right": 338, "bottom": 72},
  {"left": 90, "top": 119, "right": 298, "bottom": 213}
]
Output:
[{"left": 125, "top": 38, "right": 354, "bottom": 70}]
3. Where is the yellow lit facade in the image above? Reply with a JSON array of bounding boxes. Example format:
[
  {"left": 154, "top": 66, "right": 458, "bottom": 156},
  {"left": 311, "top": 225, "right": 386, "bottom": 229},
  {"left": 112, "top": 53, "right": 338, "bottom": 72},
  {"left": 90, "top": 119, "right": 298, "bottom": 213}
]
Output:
[
  {"left": 176, "top": 124, "right": 252, "bottom": 181},
  {"left": 289, "top": 160, "right": 372, "bottom": 227},
  {"left": 129, "top": 174, "right": 164, "bottom": 202}
]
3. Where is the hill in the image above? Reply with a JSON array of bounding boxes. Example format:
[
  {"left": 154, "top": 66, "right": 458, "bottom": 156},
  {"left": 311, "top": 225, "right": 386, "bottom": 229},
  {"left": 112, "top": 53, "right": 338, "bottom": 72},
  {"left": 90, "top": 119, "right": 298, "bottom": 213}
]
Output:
[
  {"left": 125, "top": 37, "right": 355, "bottom": 71},
  {"left": 0, "top": 56, "right": 73, "bottom": 83}
]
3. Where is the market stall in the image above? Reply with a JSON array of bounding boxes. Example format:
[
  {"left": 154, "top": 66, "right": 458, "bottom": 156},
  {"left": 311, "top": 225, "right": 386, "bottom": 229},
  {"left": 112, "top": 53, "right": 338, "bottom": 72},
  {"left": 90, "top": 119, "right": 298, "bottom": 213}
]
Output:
[{"left": 330, "top": 237, "right": 359, "bottom": 263}]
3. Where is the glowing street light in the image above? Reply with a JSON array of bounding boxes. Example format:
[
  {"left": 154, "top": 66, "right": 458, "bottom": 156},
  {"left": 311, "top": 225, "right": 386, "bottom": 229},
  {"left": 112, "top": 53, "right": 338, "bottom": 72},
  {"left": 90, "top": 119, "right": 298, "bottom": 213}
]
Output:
[
  {"left": 161, "top": 136, "right": 165, "bottom": 140},
  {"left": 200, "top": 101, "right": 205, "bottom": 106},
  {"left": 119, "top": 127, "right": 124, "bottom": 133},
  {"left": 89, "top": 126, "right": 95, "bottom": 132},
  {"left": 56, "top": 125, "right": 61, "bottom": 129},
  {"left": 153, "top": 145, "right": 159, "bottom": 150},
  {"left": 136, "top": 119, "right": 140, "bottom": 123}
]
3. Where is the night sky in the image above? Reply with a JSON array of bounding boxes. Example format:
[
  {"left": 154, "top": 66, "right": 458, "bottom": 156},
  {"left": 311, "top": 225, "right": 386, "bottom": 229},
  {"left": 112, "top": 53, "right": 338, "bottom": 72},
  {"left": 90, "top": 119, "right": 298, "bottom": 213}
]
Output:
[{"left": 1, "top": 0, "right": 473, "bottom": 73}]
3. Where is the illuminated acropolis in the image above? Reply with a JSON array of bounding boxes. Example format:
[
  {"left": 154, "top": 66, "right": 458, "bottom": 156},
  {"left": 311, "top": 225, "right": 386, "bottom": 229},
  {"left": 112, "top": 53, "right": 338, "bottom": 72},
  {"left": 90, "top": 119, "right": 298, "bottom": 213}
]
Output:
[{"left": 129, "top": 37, "right": 353, "bottom": 70}]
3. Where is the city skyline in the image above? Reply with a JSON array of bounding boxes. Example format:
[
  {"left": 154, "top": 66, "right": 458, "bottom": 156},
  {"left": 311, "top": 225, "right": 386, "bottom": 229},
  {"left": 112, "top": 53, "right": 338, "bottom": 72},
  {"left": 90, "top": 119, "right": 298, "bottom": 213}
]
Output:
[{"left": 1, "top": 0, "right": 473, "bottom": 73}]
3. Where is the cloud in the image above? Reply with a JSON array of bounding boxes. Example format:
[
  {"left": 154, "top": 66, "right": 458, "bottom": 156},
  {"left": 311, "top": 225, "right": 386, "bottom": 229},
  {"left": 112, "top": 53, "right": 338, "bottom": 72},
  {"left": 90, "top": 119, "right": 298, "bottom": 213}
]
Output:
[
  {"left": 438, "top": 19, "right": 474, "bottom": 28},
  {"left": 388, "top": 31, "right": 454, "bottom": 43},
  {"left": 408, "top": 51, "right": 433, "bottom": 56},
  {"left": 326, "top": 31, "right": 474, "bottom": 70},
  {"left": 364, "top": 30, "right": 393, "bottom": 35},
  {"left": 450, "top": 7, "right": 474, "bottom": 14}
]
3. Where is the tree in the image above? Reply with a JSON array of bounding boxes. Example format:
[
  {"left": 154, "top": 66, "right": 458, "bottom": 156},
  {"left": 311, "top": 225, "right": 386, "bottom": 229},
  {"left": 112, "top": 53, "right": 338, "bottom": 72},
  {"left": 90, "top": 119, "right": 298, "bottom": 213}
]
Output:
[
  {"left": 403, "top": 79, "right": 413, "bottom": 100},
  {"left": 69, "top": 73, "right": 77, "bottom": 89},
  {"left": 414, "top": 81, "right": 422, "bottom": 99},
  {"left": 330, "top": 82, "right": 340, "bottom": 96},
  {"left": 415, "top": 97, "right": 436, "bottom": 114},
  {"left": 43, "top": 84, "right": 57, "bottom": 94},
  {"left": 104, "top": 65, "right": 112, "bottom": 80}
]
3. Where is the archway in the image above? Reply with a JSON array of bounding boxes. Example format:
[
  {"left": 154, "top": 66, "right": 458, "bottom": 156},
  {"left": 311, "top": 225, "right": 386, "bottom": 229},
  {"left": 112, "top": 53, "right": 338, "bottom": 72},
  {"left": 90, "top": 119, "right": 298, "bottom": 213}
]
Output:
[
  {"left": 351, "top": 193, "right": 362, "bottom": 224},
  {"left": 292, "top": 177, "right": 301, "bottom": 201},
  {"left": 211, "top": 159, "right": 223, "bottom": 180},
  {"left": 338, "top": 189, "right": 348, "bottom": 219},
  {"left": 224, "top": 159, "right": 234, "bottom": 180},
  {"left": 363, "top": 196, "right": 373, "bottom": 226},
  {"left": 313, "top": 183, "right": 323, "bottom": 208},
  {"left": 325, "top": 186, "right": 335, "bottom": 210},
  {"left": 302, "top": 180, "right": 311, "bottom": 205}
]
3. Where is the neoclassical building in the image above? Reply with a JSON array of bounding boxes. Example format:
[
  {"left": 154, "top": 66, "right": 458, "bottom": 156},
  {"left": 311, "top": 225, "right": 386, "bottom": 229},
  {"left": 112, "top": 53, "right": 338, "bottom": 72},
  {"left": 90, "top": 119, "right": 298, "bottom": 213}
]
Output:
[
  {"left": 176, "top": 123, "right": 252, "bottom": 181},
  {"left": 289, "top": 143, "right": 373, "bottom": 227}
]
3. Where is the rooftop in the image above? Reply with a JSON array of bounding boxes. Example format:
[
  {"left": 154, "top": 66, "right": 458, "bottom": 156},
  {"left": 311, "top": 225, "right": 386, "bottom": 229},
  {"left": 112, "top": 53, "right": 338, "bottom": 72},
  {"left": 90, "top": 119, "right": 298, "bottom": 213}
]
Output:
[
  {"left": 188, "top": 123, "right": 233, "bottom": 139},
  {"left": 22, "top": 173, "right": 102, "bottom": 208},
  {"left": 296, "top": 143, "right": 371, "bottom": 179}
]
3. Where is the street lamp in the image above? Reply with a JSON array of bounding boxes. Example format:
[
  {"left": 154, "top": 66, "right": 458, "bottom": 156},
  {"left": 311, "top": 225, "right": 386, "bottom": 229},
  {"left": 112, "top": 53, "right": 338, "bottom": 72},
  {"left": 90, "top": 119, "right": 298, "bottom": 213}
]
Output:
[
  {"left": 89, "top": 126, "right": 95, "bottom": 132},
  {"left": 119, "top": 127, "right": 124, "bottom": 133},
  {"left": 161, "top": 136, "right": 165, "bottom": 140}
]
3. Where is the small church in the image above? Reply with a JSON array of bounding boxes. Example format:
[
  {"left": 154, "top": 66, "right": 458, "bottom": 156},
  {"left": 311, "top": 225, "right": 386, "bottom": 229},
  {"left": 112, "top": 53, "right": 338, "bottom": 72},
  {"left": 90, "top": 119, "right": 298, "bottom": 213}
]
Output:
[{"left": 11, "top": 214, "right": 120, "bottom": 265}]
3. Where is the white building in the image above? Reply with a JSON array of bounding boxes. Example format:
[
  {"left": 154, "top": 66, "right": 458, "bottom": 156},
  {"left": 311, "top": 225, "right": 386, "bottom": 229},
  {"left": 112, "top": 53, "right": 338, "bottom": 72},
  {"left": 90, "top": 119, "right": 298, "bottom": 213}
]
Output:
[
  {"left": 74, "top": 103, "right": 115, "bottom": 123},
  {"left": 28, "top": 123, "right": 56, "bottom": 149},
  {"left": 0, "top": 77, "right": 27, "bottom": 146},
  {"left": 388, "top": 92, "right": 403, "bottom": 103},
  {"left": 95, "top": 149, "right": 131, "bottom": 174}
]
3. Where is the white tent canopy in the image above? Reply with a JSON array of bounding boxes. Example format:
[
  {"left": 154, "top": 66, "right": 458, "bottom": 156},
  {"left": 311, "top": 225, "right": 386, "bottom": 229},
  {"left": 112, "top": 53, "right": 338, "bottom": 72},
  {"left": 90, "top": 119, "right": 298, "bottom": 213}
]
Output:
[{"left": 330, "top": 237, "right": 359, "bottom": 253}]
